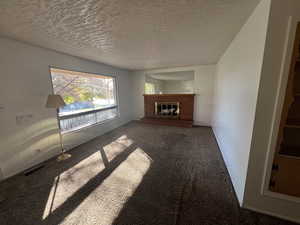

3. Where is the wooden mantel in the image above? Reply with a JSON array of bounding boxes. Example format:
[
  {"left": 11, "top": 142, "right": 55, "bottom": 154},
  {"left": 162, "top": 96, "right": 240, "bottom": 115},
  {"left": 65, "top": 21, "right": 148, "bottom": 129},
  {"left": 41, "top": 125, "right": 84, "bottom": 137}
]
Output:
[{"left": 142, "top": 94, "right": 195, "bottom": 127}]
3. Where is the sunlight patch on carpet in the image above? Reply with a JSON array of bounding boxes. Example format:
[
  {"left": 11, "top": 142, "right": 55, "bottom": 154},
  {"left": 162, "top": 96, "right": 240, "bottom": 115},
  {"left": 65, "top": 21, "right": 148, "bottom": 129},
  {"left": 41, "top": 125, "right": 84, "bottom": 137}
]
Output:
[
  {"left": 102, "top": 135, "right": 133, "bottom": 162},
  {"left": 42, "top": 150, "right": 106, "bottom": 219},
  {"left": 70, "top": 147, "right": 152, "bottom": 225},
  {"left": 42, "top": 144, "right": 151, "bottom": 225}
]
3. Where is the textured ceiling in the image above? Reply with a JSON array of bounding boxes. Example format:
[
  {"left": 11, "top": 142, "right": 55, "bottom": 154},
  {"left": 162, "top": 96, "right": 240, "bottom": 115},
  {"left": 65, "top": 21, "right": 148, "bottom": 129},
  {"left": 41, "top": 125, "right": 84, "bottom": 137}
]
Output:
[{"left": 0, "top": 0, "right": 260, "bottom": 70}]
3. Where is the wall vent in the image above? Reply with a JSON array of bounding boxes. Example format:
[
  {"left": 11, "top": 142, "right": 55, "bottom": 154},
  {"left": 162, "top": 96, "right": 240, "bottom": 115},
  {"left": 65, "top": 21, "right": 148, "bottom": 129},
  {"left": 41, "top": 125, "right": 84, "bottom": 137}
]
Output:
[{"left": 23, "top": 164, "right": 45, "bottom": 176}]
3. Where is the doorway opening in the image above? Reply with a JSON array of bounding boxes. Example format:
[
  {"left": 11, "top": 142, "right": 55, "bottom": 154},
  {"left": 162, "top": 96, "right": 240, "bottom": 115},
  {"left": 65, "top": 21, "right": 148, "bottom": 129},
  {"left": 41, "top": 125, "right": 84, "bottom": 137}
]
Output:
[{"left": 269, "top": 23, "right": 300, "bottom": 197}]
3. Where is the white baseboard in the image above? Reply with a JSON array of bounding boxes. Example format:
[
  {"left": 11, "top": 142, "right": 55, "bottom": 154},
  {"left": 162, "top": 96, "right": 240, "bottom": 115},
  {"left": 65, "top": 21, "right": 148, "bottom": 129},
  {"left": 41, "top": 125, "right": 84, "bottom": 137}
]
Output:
[{"left": 244, "top": 204, "right": 300, "bottom": 224}]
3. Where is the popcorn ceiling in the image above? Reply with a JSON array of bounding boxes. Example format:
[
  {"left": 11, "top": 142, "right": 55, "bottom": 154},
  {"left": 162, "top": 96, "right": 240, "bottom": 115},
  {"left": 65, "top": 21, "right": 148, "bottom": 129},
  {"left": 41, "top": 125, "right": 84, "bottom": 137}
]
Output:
[{"left": 0, "top": 0, "right": 260, "bottom": 70}]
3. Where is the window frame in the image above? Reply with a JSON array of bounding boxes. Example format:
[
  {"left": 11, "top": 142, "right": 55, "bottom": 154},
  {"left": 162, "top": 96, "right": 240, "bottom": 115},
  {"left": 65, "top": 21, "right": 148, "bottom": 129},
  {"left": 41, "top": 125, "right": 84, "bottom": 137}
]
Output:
[{"left": 48, "top": 66, "right": 120, "bottom": 133}]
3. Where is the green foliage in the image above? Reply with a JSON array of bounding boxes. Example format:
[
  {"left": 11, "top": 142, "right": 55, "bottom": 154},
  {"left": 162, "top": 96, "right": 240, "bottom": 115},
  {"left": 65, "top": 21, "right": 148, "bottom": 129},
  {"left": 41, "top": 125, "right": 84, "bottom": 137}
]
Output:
[
  {"left": 79, "top": 91, "right": 93, "bottom": 101},
  {"left": 95, "top": 93, "right": 105, "bottom": 99},
  {"left": 52, "top": 72, "right": 115, "bottom": 103},
  {"left": 63, "top": 96, "right": 75, "bottom": 104},
  {"left": 145, "top": 83, "right": 155, "bottom": 94}
]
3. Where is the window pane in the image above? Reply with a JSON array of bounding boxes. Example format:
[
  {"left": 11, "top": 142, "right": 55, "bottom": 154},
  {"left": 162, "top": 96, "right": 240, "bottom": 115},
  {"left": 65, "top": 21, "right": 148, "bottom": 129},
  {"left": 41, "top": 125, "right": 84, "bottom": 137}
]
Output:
[
  {"left": 50, "top": 68, "right": 118, "bottom": 132},
  {"left": 145, "top": 83, "right": 155, "bottom": 94},
  {"left": 59, "top": 108, "right": 118, "bottom": 132},
  {"left": 50, "top": 68, "right": 116, "bottom": 116}
]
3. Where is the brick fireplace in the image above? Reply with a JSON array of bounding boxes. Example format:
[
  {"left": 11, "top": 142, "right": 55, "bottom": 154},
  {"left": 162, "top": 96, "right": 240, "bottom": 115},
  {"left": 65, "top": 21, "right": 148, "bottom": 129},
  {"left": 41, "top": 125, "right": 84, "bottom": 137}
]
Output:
[{"left": 142, "top": 94, "right": 195, "bottom": 127}]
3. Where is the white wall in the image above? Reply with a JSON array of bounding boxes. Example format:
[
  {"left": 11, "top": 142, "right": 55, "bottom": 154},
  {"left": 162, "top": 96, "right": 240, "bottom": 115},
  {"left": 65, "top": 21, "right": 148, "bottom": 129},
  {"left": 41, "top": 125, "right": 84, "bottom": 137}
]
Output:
[
  {"left": 0, "top": 37, "right": 134, "bottom": 179},
  {"left": 243, "top": 0, "right": 300, "bottom": 222},
  {"left": 132, "top": 65, "right": 216, "bottom": 126},
  {"left": 212, "top": 0, "right": 271, "bottom": 204}
]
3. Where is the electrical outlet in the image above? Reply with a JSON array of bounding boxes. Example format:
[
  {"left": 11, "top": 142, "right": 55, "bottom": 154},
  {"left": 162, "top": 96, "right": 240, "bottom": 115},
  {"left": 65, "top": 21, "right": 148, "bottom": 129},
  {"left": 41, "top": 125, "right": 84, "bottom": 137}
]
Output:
[{"left": 16, "top": 114, "right": 33, "bottom": 125}]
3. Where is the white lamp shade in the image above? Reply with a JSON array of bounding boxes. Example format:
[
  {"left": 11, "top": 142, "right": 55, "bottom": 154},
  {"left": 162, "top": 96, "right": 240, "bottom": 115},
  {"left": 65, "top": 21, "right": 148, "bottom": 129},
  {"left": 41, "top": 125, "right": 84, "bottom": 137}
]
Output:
[{"left": 46, "top": 94, "right": 66, "bottom": 108}]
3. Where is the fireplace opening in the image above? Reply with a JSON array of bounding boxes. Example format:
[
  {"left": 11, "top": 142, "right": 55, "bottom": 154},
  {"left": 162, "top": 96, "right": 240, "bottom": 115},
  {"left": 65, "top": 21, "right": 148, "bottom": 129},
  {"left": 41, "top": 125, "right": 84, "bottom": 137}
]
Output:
[{"left": 155, "top": 102, "right": 180, "bottom": 118}]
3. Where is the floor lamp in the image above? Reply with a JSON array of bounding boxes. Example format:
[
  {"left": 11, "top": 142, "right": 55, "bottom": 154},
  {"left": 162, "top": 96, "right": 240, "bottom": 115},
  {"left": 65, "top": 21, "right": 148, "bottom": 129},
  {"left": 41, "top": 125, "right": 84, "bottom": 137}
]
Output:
[{"left": 46, "top": 94, "right": 71, "bottom": 161}]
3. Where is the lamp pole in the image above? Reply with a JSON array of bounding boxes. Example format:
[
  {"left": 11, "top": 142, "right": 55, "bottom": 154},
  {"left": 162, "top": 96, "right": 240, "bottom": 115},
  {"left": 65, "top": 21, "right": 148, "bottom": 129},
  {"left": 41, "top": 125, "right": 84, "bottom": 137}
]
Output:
[
  {"left": 46, "top": 94, "right": 71, "bottom": 161},
  {"left": 56, "top": 108, "right": 64, "bottom": 153},
  {"left": 56, "top": 108, "right": 71, "bottom": 161}
]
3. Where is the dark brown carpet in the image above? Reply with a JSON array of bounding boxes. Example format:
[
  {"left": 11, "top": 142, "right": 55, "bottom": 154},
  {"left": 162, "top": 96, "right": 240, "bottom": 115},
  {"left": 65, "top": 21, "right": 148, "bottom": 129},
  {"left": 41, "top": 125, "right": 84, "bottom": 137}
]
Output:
[{"left": 0, "top": 122, "right": 297, "bottom": 225}]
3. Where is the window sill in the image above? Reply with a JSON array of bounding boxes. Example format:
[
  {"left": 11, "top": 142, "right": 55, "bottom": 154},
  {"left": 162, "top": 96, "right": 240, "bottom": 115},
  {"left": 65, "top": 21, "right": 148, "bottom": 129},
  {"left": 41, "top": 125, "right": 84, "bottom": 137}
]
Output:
[
  {"left": 59, "top": 105, "right": 118, "bottom": 119},
  {"left": 61, "top": 115, "right": 119, "bottom": 135}
]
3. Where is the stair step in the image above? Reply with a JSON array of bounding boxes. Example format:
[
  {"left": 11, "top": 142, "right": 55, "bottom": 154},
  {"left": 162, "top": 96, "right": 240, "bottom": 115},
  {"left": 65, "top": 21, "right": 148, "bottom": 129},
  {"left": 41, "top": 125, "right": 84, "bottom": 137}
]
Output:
[
  {"left": 280, "top": 145, "right": 300, "bottom": 157},
  {"left": 285, "top": 124, "right": 300, "bottom": 128},
  {"left": 287, "top": 96, "right": 300, "bottom": 121},
  {"left": 294, "top": 62, "right": 300, "bottom": 93},
  {"left": 292, "top": 95, "right": 300, "bottom": 100},
  {"left": 286, "top": 118, "right": 300, "bottom": 126},
  {"left": 283, "top": 126, "right": 300, "bottom": 147}
]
